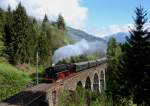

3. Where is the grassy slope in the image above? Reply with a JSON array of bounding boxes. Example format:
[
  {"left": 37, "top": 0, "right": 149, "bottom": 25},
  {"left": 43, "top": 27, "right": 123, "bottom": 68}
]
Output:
[
  {"left": 0, "top": 62, "right": 33, "bottom": 100},
  {"left": 0, "top": 62, "right": 32, "bottom": 85}
]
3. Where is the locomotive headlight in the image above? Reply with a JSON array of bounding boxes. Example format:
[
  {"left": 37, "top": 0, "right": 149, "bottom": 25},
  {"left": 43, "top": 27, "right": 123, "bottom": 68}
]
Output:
[{"left": 52, "top": 63, "right": 55, "bottom": 66}]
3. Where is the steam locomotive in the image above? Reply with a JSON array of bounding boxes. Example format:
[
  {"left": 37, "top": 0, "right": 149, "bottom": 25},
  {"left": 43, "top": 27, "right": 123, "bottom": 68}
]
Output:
[{"left": 44, "top": 57, "right": 106, "bottom": 83}]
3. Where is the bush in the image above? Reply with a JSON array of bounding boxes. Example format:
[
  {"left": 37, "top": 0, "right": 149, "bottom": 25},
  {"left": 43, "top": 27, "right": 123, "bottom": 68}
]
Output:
[{"left": 58, "top": 88, "right": 113, "bottom": 106}]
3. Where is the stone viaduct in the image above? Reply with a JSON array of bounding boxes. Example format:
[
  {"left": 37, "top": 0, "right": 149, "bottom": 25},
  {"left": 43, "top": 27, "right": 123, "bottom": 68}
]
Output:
[
  {"left": 1, "top": 61, "right": 106, "bottom": 106},
  {"left": 47, "top": 63, "right": 106, "bottom": 106}
]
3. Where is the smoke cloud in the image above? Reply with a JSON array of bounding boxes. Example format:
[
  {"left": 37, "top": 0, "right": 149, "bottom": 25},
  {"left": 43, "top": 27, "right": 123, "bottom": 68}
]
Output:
[{"left": 52, "top": 39, "right": 107, "bottom": 64}]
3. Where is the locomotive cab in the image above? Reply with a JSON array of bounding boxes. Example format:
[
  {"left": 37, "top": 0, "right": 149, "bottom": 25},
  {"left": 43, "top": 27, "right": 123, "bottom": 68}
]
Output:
[{"left": 44, "top": 67, "right": 56, "bottom": 83}]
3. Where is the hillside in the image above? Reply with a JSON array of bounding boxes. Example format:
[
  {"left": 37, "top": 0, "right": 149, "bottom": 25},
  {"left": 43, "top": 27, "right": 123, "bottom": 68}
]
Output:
[
  {"left": 67, "top": 27, "right": 105, "bottom": 42},
  {"left": 102, "top": 32, "right": 129, "bottom": 43},
  {"left": 0, "top": 62, "right": 32, "bottom": 84},
  {"left": 53, "top": 27, "right": 107, "bottom": 63}
]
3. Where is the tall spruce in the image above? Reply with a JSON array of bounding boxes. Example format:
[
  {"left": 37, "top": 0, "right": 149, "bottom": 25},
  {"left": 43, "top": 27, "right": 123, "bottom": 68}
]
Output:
[
  {"left": 38, "top": 14, "right": 51, "bottom": 67},
  {"left": 0, "top": 8, "right": 6, "bottom": 60},
  {"left": 106, "top": 37, "right": 117, "bottom": 93},
  {"left": 119, "top": 6, "right": 150, "bottom": 105},
  {"left": 12, "top": 3, "right": 31, "bottom": 64},
  {"left": 106, "top": 37, "right": 122, "bottom": 105},
  {"left": 42, "top": 14, "right": 49, "bottom": 25},
  {"left": 26, "top": 18, "right": 38, "bottom": 64},
  {"left": 57, "top": 14, "right": 66, "bottom": 30},
  {"left": 4, "top": 6, "right": 14, "bottom": 63}
]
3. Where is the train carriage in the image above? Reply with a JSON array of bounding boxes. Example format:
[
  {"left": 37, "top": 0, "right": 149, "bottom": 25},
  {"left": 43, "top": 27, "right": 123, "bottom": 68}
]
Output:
[
  {"left": 88, "top": 60, "right": 97, "bottom": 68},
  {"left": 44, "top": 57, "right": 106, "bottom": 83},
  {"left": 74, "top": 61, "right": 89, "bottom": 72},
  {"left": 97, "top": 57, "right": 106, "bottom": 65}
]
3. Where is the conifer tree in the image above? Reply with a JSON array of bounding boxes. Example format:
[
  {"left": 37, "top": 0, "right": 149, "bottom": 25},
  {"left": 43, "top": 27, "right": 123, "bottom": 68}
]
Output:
[
  {"left": 142, "top": 25, "right": 150, "bottom": 105},
  {"left": 0, "top": 8, "right": 5, "bottom": 60},
  {"left": 4, "top": 6, "right": 14, "bottom": 63},
  {"left": 26, "top": 18, "right": 38, "bottom": 64},
  {"left": 43, "top": 14, "right": 48, "bottom": 24},
  {"left": 57, "top": 14, "right": 66, "bottom": 30},
  {"left": 106, "top": 37, "right": 122, "bottom": 104},
  {"left": 38, "top": 14, "right": 52, "bottom": 67},
  {"left": 12, "top": 3, "right": 31, "bottom": 64},
  {"left": 106, "top": 37, "right": 117, "bottom": 91},
  {"left": 119, "top": 6, "right": 150, "bottom": 105},
  {"left": 42, "top": 14, "right": 49, "bottom": 29}
]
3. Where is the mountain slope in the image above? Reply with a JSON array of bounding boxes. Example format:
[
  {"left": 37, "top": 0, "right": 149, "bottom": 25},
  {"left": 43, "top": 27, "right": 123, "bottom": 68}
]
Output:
[
  {"left": 103, "top": 32, "right": 129, "bottom": 43},
  {"left": 67, "top": 27, "right": 105, "bottom": 42},
  {"left": 67, "top": 27, "right": 129, "bottom": 43}
]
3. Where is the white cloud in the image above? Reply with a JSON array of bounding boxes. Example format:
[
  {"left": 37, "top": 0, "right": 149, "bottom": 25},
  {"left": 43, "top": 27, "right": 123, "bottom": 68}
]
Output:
[
  {"left": 0, "top": 0, "right": 88, "bottom": 29},
  {"left": 97, "top": 23, "right": 150, "bottom": 37},
  {"left": 0, "top": 0, "right": 18, "bottom": 9},
  {"left": 98, "top": 24, "right": 133, "bottom": 37}
]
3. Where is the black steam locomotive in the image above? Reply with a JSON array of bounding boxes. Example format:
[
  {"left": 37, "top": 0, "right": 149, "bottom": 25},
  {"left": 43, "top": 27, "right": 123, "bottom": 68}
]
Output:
[{"left": 44, "top": 57, "right": 106, "bottom": 82}]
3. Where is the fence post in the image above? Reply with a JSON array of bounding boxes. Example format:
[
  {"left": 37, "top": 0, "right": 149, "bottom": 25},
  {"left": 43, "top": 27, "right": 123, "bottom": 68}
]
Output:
[{"left": 36, "top": 51, "right": 39, "bottom": 85}]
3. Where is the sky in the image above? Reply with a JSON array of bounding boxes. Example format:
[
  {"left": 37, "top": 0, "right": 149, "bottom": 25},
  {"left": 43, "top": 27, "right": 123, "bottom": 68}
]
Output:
[
  {"left": 0, "top": 0, "right": 150, "bottom": 37},
  {"left": 82, "top": 0, "right": 150, "bottom": 36}
]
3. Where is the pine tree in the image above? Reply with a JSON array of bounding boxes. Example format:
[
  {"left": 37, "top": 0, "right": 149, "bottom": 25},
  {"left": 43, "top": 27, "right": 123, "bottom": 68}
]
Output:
[
  {"left": 26, "top": 18, "right": 38, "bottom": 64},
  {"left": 38, "top": 14, "right": 52, "bottom": 67},
  {"left": 107, "top": 37, "right": 117, "bottom": 58},
  {"left": 142, "top": 27, "right": 150, "bottom": 104},
  {"left": 0, "top": 8, "right": 6, "bottom": 61},
  {"left": 119, "top": 6, "right": 150, "bottom": 105},
  {"left": 106, "top": 37, "right": 122, "bottom": 104},
  {"left": 42, "top": 14, "right": 49, "bottom": 29},
  {"left": 57, "top": 14, "right": 66, "bottom": 30},
  {"left": 4, "top": 6, "right": 14, "bottom": 63},
  {"left": 106, "top": 37, "right": 117, "bottom": 92},
  {"left": 12, "top": 3, "right": 31, "bottom": 64}
]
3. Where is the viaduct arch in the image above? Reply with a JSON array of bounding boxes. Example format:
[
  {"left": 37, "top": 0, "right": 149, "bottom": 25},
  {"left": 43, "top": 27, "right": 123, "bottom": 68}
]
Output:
[
  {"left": 57, "top": 64, "right": 106, "bottom": 92},
  {"left": 93, "top": 73, "right": 99, "bottom": 91},
  {"left": 85, "top": 76, "right": 91, "bottom": 90}
]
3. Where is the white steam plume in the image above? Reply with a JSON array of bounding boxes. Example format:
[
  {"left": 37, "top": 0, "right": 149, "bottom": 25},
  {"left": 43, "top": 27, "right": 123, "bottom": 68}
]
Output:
[{"left": 52, "top": 39, "right": 107, "bottom": 64}]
